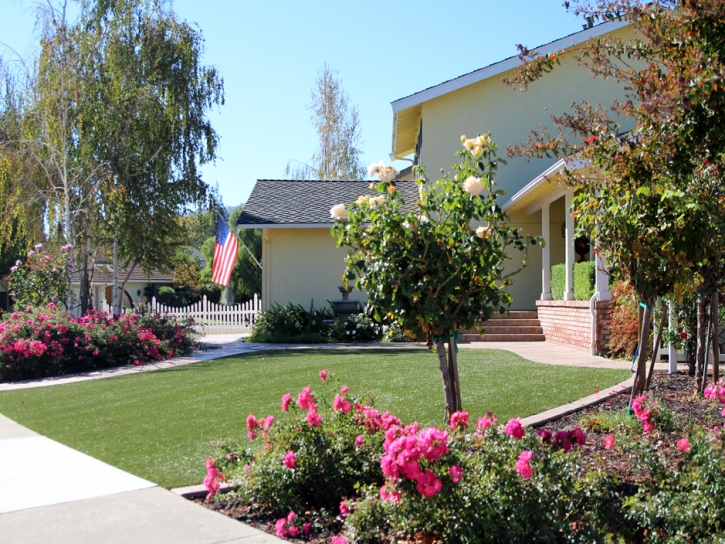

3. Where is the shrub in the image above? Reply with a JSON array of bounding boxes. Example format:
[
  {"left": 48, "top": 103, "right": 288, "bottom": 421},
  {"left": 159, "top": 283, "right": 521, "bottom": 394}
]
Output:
[
  {"left": 208, "top": 372, "right": 607, "bottom": 543},
  {"left": 328, "top": 313, "right": 384, "bottom": 343},
  {"left": 574, "top": 261, "right": 596, "bottom": 301},
  {"left": 9, "top": 243, "right": 75, "bottom": 310},
  {"left": 248, "top": 302, "right": 333, "bottom": 343},
  {"left": 0, "top": 306, "right": 199, "bottom": 382},
  {"left": 550, "top": 264, "right": 566, "bottom": 300},
  {"left": 608, "top": 280, "right": 641, "bottom": 358}
]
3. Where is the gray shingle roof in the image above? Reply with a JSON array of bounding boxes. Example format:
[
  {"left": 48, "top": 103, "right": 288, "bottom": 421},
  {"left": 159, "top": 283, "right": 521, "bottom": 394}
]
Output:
[{"left": 236, "top": 180, "right": 420, "bottom": 227}]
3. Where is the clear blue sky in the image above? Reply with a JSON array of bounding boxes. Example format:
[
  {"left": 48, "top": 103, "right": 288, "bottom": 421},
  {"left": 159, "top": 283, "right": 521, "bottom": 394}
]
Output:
[{"left": 1, "top": 0, "right": 582, "bottom": 207}]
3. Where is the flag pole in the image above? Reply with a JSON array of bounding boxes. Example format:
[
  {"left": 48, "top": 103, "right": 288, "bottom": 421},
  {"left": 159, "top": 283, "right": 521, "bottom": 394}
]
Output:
[{"left": 216, "top": 209, "right": 263, "bottom": 270}]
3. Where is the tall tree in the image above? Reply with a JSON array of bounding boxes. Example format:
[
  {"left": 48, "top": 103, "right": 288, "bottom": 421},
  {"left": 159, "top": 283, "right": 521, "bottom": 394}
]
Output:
[
  {"left": 505, "top": 0, "right": 725, "bottom": 395},
  {"left": 285, "top": 63, "right": 365, "bottom": 180},
  {"left": 74, "top": 0, "right": 224, "bottom": 313}
]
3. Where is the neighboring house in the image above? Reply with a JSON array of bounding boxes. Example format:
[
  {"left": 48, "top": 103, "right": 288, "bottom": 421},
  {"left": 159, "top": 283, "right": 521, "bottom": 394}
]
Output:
[
  {"left": 389, "top": 19, "right": 636, "bottom": 352},
  {"left": 236, "top": 180, "right": 419, "bottom": 312},
  {"left": 70, "top": 254, "right": 174, "bottom": 315}
]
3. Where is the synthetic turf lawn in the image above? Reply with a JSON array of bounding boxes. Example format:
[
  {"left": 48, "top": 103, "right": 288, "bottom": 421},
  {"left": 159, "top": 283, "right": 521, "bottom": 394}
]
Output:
[{"left": 0, "top": 348, "right": 629, "bottom": 488}]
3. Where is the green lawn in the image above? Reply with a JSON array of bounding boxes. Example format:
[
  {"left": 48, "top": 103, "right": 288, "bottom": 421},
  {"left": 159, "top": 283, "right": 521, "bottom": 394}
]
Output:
[{"left": 0, "top": 348, "right": 629, "bottom": 488}]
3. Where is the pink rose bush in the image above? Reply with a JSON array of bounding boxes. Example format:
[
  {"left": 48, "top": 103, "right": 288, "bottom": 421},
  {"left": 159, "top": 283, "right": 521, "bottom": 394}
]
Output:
[
  {"left": 0, "top": 306, "right": 198, "bottom": 382},
  {"left": 208, "top": 370, "right": 612, "bottom": 543}
]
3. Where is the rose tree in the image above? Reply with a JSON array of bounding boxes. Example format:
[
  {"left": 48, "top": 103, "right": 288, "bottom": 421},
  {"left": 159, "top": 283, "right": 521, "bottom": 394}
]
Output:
[{"left": 332, "top": 136, "right": 540, "bottom": 420}]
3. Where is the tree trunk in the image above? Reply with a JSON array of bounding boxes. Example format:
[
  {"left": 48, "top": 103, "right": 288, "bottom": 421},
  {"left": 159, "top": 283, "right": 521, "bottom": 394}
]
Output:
[
  {"left": 112, "top": 224, "right": 120, "bottom": 315},
  {"left": 435, "top": 342, "right": 455, "bottom": 422},
  {"left": 448, "top": 336, "right": 462, "bottom": 413},
  {"left": 631, "top": 305, "right": 652, "bottom": 399},
  {"left": 695, "top": 292, "right": 707, "bottom": 392},
  {"left": 712, "top": 292, "right": 720, "bottom": 384},
  {"left": 646, "top": 308, "right": 667, "bottom": 389}
]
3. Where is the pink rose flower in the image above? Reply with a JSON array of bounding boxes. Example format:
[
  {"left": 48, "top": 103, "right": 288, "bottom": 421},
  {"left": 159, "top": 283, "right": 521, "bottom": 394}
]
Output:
[
  {"left": 339, "top": 499, "right": 350, "bottom": 517},
  {"left": 505, "top": 418, "right": 525, "bottom": 440},
  {"left": 275, "top": 518, "right": 287, "bottom": 537},
  {"left": 355, "top": 435, "right": 364, "bottom": 448},
  {"left": 449, "top": 411, "right": 469, "bottom": 430},
  {"left": 331, "top": 536, "right": 348, "bottom": 544},
  {"left": 303, "top": 522, "right": 312, "bottom": 535},
  {"left": 340, "top": 385, "right": 350, "bottom": 394},
  {"left": 319, "top": 369, "right": 328, "bottom": 382},
  {"left": 281, "top": 393, "right": 292, "bottom": 411},
  {"left": 306, "top": 408, "right": 322, "bottom": 427},
  {"left": 677, "top": 438, "right": 691, "bottom": 452},
  {"left": 604, "top": 435, "right": 616, "bottom": 449},
  {"left": 333, "top": 395, "right": 352, "bottom": 413},
  {"left": 515, "top": 450, "right": 534, "bottom": 479},
  {"left": 449, "top": 465, "right": 463, "bottom": 483},
  {"left": 297, "top": 386, "right": 315, "bottom": 410},
  {"left": 283, "top": 450, "right": 296, "bottom": 469}
]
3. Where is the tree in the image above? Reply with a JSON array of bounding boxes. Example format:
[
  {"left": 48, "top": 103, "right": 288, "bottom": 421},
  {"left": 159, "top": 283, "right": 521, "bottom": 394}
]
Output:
[
  {"left": 73, "top": 0, "right": 224, "bottom": 313},
  {"left": 333, "top": 136, "right": 538, "bottom": 420},
  {"left": 285, "top": 63, "right": 365, "bottom": 180},
  {"left": 505, "top": 0, "right": 725, "bottom": 394}
]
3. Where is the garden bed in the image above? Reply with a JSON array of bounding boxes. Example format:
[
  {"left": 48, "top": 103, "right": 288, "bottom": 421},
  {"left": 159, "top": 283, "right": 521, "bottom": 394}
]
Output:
[{"left": 199, "top": 371, "right": 725, "bottom": 543}]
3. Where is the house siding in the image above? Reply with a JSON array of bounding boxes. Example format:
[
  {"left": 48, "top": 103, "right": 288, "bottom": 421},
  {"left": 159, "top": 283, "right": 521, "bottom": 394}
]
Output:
[{"left": 263, "top": 228, "right": 367, "bottom": 312}]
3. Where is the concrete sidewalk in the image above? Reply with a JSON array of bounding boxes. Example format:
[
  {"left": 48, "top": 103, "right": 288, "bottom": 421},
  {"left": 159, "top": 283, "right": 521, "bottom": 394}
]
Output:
[{"left": 0, "top": 412, "right": 282, "bottom": 543}]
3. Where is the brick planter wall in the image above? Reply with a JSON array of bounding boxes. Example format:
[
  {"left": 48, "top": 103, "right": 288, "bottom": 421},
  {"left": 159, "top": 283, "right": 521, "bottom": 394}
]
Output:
[{"left": 536, "top": 299, "right": 612, "bottom": 354}]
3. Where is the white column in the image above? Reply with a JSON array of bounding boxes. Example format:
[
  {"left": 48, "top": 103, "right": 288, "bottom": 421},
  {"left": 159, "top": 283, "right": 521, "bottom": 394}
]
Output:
[
  {"left": 564, "top": 189, "right": 575, "bottom": 300},
  {"left": 668, "top": 301, "right": 678, "bottom": 374},
  {"left": 595, "top": 251, "right": 611, "bottom": 301},
  {"left": 541, "top": 202, "right": 552, "bottom": 300}
]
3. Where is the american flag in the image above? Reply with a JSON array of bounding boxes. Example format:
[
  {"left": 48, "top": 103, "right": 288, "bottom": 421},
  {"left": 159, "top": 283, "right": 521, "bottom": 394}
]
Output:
[{"left": 211, "top": 215, "right": 239, "bottom": 286}]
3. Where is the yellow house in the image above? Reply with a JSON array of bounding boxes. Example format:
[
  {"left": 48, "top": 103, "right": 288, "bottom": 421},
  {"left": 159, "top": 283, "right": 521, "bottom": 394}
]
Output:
[
  {"left": 236, "top": 179, "right": 418, "bottom": 313},
  {"left": 387, "top": 19, "right": 637, "bottom": 353}
]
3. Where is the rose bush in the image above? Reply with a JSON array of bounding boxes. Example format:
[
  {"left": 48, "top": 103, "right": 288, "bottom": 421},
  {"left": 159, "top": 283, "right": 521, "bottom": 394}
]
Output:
[
  {"left": 0, "top": 306, "right": 199, "bottom": 382},
  {"left": 207, "top": 371, "right": 611, "bottom": 543},
  {"left": 8, "top": 243, "right": 75, "bottom": 310}
]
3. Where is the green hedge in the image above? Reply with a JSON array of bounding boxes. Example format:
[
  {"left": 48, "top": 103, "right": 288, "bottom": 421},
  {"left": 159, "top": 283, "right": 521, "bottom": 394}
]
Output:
[
  {"left": 551, "top": 264, "right": 566, "bottom": 300},
  {"left": 574, "top": 261, "right": 596, "bottom": 301},
  {"left": 550, "top": 261, "right": 596, "bottom": 300}
]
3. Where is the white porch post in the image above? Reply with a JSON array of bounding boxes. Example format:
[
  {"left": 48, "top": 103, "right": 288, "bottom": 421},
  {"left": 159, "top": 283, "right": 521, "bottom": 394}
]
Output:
[
  {"left": 541, "top": 202, "right": 552, "bottom": 300},
  {"left": 668, "top": 301, "right": 678, "bottom": 374},
  {"left": 564, "top": 189, "right": 575, "bottom": 300},
  {"left": 594, "top": 251, "right": 611, "bottom": 301}
]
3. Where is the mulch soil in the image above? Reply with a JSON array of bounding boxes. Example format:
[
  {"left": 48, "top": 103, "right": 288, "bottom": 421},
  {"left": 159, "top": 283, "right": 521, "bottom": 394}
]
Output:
[{"left": 195, "top": 371, "right": 723, "bottom": 543}]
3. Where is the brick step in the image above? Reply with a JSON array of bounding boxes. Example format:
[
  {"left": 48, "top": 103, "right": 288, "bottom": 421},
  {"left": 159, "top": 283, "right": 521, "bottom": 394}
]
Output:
[
  {"left": 478, "top": 319, "right": 542, "bottom": 327},
  {"left": 473, "top": 326, "right": 544, "bottom": 335},
  {"left": 461, "top": 333, "right": 546, "bottom": 342},
  {"left": 487, "top": 311, "right": 538, "bottom": 320}
]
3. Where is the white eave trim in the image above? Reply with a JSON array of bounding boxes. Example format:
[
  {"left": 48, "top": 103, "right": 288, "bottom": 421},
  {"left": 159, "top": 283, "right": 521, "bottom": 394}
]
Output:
[
  {"left": 237, "top": 223, "right": 334, "bottom": 229},
  {"left": 502, "top": 159, "right": 568, "bottom": 211},
  {"left": 391, "top": 20, "right": 628, "bottom": 113}
]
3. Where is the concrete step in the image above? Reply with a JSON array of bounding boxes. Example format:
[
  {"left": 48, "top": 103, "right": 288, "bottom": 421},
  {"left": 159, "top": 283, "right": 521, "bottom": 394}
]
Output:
[{"left": 461, "top": 333, "right": 546, "bottom": 342}]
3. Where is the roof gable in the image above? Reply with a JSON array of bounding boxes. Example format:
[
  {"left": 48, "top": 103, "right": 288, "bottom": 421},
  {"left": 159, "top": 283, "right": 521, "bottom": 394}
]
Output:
[
  {"left": 391, "top": 19, "right": 628, "bottom": 158},
  {"left": 236, "top": 180, "right": 420, "bottom": 228}
]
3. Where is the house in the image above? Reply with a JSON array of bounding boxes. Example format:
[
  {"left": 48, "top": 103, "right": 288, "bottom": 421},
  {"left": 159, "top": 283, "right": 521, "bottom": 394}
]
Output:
[
  {"left": 239, "top": 20, "right": 636, "bottom": 353},
  {"left": 388, "top": 19, "right": 637, "bottom": 352},
  {"left": 236, "top": 180, "right": 419, "bottom": 312},
  {"left": 70, "top": 254, "right": 174, "bottom": 315}
]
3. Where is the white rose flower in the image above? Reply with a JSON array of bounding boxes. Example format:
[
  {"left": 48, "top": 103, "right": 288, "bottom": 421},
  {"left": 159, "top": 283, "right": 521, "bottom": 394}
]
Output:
[
  {"left": 330, "top": 203, "right": 348, "bottom": 219},
  {"left": 368, "top": 159, "right": 385, "bottom": 177},
  {"left": 420, "top": 215, "right": 429, "bottom": 223},
  {"left": 378, "top": 166, "right": 399, "bottom": 183},
  {"left": 464, "top": 176, "right": 485, "bottom": 196},
  {"left": 369, "top": 195, "right": 386, "bottom": 209},
  {"left": 356, "top": 195, "right": 370, "bottom": 205},
  {"left": 476, "top": 226, "right": 491, "bottom": 238}
]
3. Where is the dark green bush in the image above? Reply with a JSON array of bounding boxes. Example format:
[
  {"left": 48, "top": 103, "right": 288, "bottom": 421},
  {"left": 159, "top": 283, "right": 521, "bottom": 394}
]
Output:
[
  {"left": 550, "top": 264, "right": 566, "bottom": 300},
  {"left": 574, "top": 261, "right": 596, "bottom": 301},
  {"left": 248, "top": 302, "right": 333, "bottom": 343}
]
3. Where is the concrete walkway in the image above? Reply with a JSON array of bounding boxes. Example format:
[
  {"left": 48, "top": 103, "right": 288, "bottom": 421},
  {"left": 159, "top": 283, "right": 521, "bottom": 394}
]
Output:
[{"left": 0, "top": 336, "right": 646, "bottom": 542}]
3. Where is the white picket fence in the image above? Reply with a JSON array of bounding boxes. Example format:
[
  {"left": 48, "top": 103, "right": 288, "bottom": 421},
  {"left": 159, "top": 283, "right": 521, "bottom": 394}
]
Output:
[{"left": 102, "top": 294, "right": 262, "bottom": 334}]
